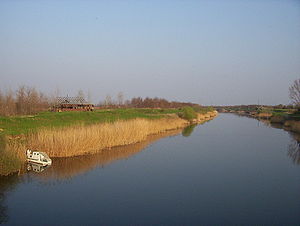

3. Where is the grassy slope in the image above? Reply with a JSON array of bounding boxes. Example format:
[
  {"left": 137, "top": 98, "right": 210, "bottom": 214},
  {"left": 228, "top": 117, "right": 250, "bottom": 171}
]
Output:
[
  {"left": 271, "top": 109, "right": 300, "bottom": 120},
  {"left": 227, "top": 106, "right": 300, "bottom": 120},
  {"left": 0, "top": 107, "right": 216, "bottom": 175},
  {"left": 0, "top": 108, "right": 181, "bottom": 136}
]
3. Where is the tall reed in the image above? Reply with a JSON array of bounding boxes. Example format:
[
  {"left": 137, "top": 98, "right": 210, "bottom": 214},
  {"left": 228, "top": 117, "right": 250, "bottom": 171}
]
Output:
[
  {"left": 27, "top": 117, "right": 188, "bottom": 157},
  {"left": 0, "top": 138, "right": 26, "bottom": 176},
  {"left": 35, "top": 129, "right": 182, "bottom": 180}
]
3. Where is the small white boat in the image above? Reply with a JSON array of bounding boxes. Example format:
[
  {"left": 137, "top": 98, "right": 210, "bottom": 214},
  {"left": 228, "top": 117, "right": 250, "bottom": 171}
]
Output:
[{"left": 26, "top": 149, "right": 52, "bottom": 166}]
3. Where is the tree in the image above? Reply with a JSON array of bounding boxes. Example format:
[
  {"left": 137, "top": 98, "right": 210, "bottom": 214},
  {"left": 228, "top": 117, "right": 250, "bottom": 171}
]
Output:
[
  {"left": 16, "top": 86, "right": 26, "bottom": 114},
  {"left": 87, "top": 90, "right": 92, "bottom": 103},
  {"left": 0, "top": 89, "right": 5, "bottom": 116},
  {"left": 0, "top": 86, "right": 49, "bottom": 116},
  {"left": 117, "top": 92, "right": 124, "bottom": 106},
  {"left": 4, "top": 89, "right": 15, "bottom": 116},
  {"left": 104, "top": 95, "right": 113, "bottom": 107},
  {"left": 289, "top": 79, "right": 300, "bottom": 107},
  {"left": 77, "top": 90, "right": 85, "bottom": 103}
]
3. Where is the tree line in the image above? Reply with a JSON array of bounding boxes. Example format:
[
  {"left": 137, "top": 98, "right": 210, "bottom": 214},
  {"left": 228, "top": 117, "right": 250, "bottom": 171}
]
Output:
[
  {"left": 0, "top": 87, "right": 203, "bottom": 116},
  {"left": 98, "top": 95, "right": 201, "bottom": 109},
  {"left": 0, "top": 86, "right": 50, "bottom": 116},
  {"left": 2, "top": 78, "right": 300, "bottom": 116}
]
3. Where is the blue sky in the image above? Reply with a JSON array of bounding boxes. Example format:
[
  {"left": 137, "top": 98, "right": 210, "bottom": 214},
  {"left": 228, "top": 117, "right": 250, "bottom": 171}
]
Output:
[{"left": 0, "top": 0, "right": 299, "bottom": 105}]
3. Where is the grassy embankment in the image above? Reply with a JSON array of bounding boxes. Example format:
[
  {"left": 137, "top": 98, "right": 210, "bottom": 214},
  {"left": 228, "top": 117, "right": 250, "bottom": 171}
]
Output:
[
  {"left": 223, "top": 106, "right": 300, "bottom": 133},
  {"left": 0, "top": 108, "right": 181, "bottom": 136},
  {"left": 33, "top": 129, "right": 183, "bottom": 180},
  {"left": 270, "top": 109, "right": 300, "bottom": 133},
  {"left": 0, "top": 107, "right": 217, "bottom": 175}
]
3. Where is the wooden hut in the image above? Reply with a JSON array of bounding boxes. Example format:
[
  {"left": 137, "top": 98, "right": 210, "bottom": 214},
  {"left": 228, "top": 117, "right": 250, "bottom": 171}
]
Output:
[{"left": 53, "top": 96, "right": 94, "bottom": 112}]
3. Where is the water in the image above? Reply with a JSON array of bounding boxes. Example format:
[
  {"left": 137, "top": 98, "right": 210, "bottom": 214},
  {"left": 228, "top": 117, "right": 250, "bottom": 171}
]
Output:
[{"left": 1, "top": 114, "right": 299, "bottom": 225}]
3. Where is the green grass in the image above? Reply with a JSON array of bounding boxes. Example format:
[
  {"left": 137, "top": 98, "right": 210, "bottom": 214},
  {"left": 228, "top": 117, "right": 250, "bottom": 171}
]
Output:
[
  {"left": 271, "top": 109, "right": 298, "bottom": 118},
  {"left": 0, "top": 108, "right": 181, "bottom": 136},
  {"left": 178, "top": 106, "right": 197, "bottom": 121},
  {"left": 193, "top": 106, "right": 215, "bottom": 114}
]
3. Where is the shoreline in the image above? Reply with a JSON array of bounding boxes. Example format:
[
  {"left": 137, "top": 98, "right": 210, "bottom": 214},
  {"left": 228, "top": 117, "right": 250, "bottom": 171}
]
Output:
[
  {"left": 0, "top": 111, "right": 218, "bottom": 176},
  {"left": 27, "top": 111, "right": 218, "bottom": 158},
  {"left": 226, "top": 111, "right": 300, "bottom": 134}
]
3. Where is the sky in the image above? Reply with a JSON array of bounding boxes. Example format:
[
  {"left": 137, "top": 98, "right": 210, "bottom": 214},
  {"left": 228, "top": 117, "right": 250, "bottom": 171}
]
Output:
[{"left": 0, "top": 0, "right": 300, "bottom": 105}]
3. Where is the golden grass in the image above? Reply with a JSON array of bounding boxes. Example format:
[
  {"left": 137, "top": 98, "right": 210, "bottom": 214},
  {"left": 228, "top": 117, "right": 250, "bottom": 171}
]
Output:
[
  {"left": 289, "top": 121, "right": 300, "bottom": 133},
  {"left": 196, "top": 111, "right": 218, "bottom": 121},
  {"left": 35, "top": 129, "right": 182, "bottom": 180},
  {"left": 0, "top": 138, "right": 26, "bottom": 176},
  {"left": 26, "top": 117, "right": 188, "bottom": 157}
]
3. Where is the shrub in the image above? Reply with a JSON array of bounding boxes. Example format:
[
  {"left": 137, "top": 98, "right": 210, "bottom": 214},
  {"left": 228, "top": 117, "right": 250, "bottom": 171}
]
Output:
[
  {"left": 178, "top": 106, "right": 197, "bottom": 121},
  {"left": 192, "top": 106, "right": 214, "bottom": 114}
]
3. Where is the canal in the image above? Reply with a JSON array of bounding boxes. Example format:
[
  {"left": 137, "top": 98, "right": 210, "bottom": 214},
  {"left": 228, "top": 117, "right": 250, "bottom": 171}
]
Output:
[{"left": 0, "top": 114, "right": 299, "bottom": 225}]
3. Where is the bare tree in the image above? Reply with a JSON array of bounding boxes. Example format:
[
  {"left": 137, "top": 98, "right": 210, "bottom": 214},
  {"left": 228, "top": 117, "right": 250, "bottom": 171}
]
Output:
[
  {"left": 4, "top": 89, "right": 15, "bottom": 116},
  {"left": 0, "top": 86, "right": 50, "bottom": 116},
  {"left": 104, "top": 95, "right": 112, "bottom": 107},
  {"left": 26, "top": 87, "right": 39, "bottom": 114},
  {"left": 289, "top": 79, "right": 300, "bottom": 107},
  {"left": 0, "top": 89, "right": 5, "bottom": 116},
  {"left": 87, "top": 90, "right": 92, "bottom": 103},
  {"left": 77, "top": 90, "right": 85, "bottom": 103},
  {"left": 15, "top": 86, "right": 24, "bottom": 114},
  {"left": 117, "top": 92, "right": 124, "bottom": 106}
]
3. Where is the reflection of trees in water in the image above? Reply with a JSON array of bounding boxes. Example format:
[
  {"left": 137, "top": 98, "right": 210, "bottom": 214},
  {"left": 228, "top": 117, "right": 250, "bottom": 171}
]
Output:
[
  {"left": 0, "top": 174, "right": 20, "bottom": 224},
  {"left": 263, "top": 122, "right": 300, "bottom": 165},
  {"left": 288, "top": 133, "right": 300, "bottom": 165},
  {"left": 182, "top": 124, "right": 196, "bottom": 137}
]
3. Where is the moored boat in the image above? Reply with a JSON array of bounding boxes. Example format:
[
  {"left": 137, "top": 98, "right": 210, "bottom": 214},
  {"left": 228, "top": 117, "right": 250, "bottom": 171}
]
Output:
[{"left": 26, "top": 150, "right": 52, "bottom": 166}]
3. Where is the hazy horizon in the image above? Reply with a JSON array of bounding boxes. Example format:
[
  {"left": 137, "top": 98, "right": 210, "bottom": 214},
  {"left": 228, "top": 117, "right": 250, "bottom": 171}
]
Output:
[{"left": 1, "top": 0, "right": 300, "bottom": 105}]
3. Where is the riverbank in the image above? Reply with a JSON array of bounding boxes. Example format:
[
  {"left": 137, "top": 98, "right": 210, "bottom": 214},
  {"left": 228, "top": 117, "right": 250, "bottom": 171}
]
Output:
[
  {"left": 27, "top": 111, "right": 218, "bottom": 158},
  {"left": 31, "top": 128, "right": 185, "bottom": 180},
  {"left": 27, "top": 116, "right": 188, "bottom": 158},
  {"left": 0, "top": 108, "right": 218, "bottom": 176},
  {"left": 222, "top": 108, "right": 300, "bottom": 134},
  {"left": 0, "top": 108, "right": 181, "bottom": 136},
  {"left": 2, "top": 113, "right": 299, "bottom": 226}
]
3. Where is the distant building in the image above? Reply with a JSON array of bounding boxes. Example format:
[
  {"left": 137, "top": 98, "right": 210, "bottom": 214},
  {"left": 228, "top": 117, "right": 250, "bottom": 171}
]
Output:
[{"left": 52, "top": 96, "right": 94, "bottom": 112}]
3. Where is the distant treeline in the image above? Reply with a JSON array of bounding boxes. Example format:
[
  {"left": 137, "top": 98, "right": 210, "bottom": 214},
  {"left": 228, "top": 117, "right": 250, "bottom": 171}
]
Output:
[
  {"left": 214, "top": 104, "right": 295, "bottom": 112},
  {"left": 99, "top": 96, "right": 202, "bottom": 109},
  {"left": 0, "top": 87, "right": 203, "bottom": 116},
  {"left": 0, "top": 86, "right": 51, "bottom": 116}
]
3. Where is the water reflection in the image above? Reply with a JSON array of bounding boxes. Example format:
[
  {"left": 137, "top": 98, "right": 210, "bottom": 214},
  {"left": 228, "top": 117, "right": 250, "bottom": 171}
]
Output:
[
  {"left": 0, "top": 129, "right": 185, "bottom": 224},
  {"left": 182, "top": 120, "right": 211, "bottom": 137},
  {"left": 288, "top": 133, "right": 300, "bottom": 165},
  {"left": 35, "top": 129, "right": 183, "bottom": 180},
  {"left": 0, "top": 174, "right": 20, "bottom": 224},
  {"left": 258, "top": 119, "right": 300, "bottom": 165},
  {"left": 182, "top": 124, "right": 196, "bottom": 137},
  {"left": 27, "top": 163, "right": 51, "bottom": 173},
  {"left": 1, "top": 114, "right": 300, "bottom": 225}
]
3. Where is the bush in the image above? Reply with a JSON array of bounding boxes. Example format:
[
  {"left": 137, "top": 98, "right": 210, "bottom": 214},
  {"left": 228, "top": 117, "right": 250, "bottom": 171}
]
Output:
[
  {"left": 178, "top": 106, "right": 197, "bottom": 121},
  {"left": 192, "top": 106, "right": 214, "bottom": 114}
]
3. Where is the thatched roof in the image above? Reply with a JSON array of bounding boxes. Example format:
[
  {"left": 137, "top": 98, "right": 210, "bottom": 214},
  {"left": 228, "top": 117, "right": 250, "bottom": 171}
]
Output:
[{"left": 56, "top": 97, "right": 92, "bottom": 105}]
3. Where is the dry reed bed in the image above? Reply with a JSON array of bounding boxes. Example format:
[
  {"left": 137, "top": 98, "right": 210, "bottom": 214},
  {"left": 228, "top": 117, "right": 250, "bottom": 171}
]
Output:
[
  {"left": 36, "top": 129, "right": 182, "bottom": 180},
  {"left": 196, "top": 111, "right": 218, "bottom": 121},
  {"left": 0, "top": 139, "right": 26, "bottom": 176},
  {"left": 27, "top": 117, "right": 188, "bottom": 157}
]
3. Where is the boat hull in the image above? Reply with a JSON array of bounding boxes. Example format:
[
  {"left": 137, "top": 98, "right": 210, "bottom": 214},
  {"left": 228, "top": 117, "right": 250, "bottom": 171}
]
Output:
[{"left": 27, "top": 159, "right": 51, "bottom": 166}]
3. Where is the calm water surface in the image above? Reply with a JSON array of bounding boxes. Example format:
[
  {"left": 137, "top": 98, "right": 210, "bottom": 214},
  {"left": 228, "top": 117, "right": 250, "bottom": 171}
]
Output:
[{"left": 1, "top": 114, "right": 299, "bottom": 225}]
